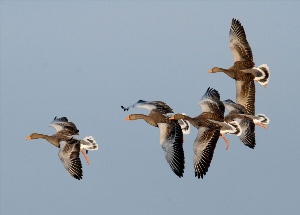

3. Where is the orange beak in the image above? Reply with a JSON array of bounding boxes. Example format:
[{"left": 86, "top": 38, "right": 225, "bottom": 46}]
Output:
[
  {"left": 124, "top": 116, "right": 130, "bottom": 120},
  {"left": 169, "top": 116, "right": 175, "bottom": 120},
  {"left": 208, "top": 69, "right": 213, "bottom": 73},
  {"left": 26, "top": 135, "right": 31, "bottom": 140}
]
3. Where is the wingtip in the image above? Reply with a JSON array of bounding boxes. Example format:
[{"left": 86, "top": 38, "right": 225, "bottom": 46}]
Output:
[{"left": 121, "top": 106, "right": 129, "bottom": 111}]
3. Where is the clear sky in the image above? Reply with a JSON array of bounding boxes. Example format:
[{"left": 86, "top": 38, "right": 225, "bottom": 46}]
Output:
[{"left": 1, "top": 1, "right": 299, "bottom": 215}]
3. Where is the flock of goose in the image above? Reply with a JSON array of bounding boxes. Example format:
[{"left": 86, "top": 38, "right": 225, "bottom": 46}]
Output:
[{"left": 26, "top": 18, "right": 270, "bottom": 180}]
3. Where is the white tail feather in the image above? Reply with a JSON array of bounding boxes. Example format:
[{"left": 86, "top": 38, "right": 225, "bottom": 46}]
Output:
[
  {"left": 254, "top": 114, "right": 270, "bottom": 125},
  {"left": 257, "top": 64, "right": 270, "bottom": 86},
  {"left": 81, "top": 136, "right": 99, "bottom": 151},
  {"left": 258, "top": 64, "right": 269, "bottom": 72},
  {"left": 208, "top": 119, "right": 237, "bottom": 135},
  {"left": 179, "top": 113, "right": 190, "bottom": 134}
]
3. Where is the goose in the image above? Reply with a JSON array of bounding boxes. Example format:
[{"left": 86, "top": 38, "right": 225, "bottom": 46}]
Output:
[
  {"left": 122, "top": 100, "right": 185, "bottom": 178},
  {"left": 49, "top": 117, "right": 98, "bottom": 164},
  {"left": 223, "top": 114, "right": 256, "bottom": 149},
  {"left": 26, "top": 117, "right": 98, "bottom": 180},
  {"left": 223, "top": 99, "right": 270, "bottom": 129},
  {"left": 208, "top": 99, "right": 256, "bottom": 149},
  {"left": 209, "top": 18, "right": 270, "bottom": 115},
  {"left": 170, "top": 88, "right": 230, "bottom": 179}
]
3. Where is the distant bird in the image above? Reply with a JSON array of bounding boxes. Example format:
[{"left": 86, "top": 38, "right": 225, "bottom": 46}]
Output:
[
  {"left": 122, "top": 100, "right": 186, "bottom": 178},
  {"left": 209, "top": 18, "right": 270, "bottom": 115},
  {"left": 170, "top": 88, "right": 232, "bottom": 179},
  {"left": 26, "top": 117, "right": 98, "bottom": 180}
]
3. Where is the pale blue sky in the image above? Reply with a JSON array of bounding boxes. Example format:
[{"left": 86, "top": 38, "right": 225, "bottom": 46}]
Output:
[{"left": 1, "top": 1, "right": 299, "bottom": 215}]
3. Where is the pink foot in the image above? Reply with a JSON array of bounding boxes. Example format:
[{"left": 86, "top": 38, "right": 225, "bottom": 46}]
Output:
[
  {"left": 256, "top": 123, "right": 268, "bottom": 130},
  {"left": 81, "top": 149, "right": 90, "bottom": 165},
  {"left": 221, "top": 135, "right": 229, "bottom": 150}
]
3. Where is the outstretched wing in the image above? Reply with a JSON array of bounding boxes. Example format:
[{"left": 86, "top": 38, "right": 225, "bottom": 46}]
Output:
[
  {"left": 229, "top": 18, "right": 253, "bottom": 63},
  {"left": 223, "top": 99, "right": 248, "bottom": 114},
  {"left": 58, "top": 138, "right": 83, "bottom": 180},
  {"left": 236, "top": 80, "right": 255, "bottom": 115},
  {"left": 193, "top": 126, "right": 220, "bottom": 179},
  {"left": 49, "top": 116, "right": 79, "bottom": 135},
  {"left": 122, "top": 100, "right": 173, "bottom": 114},
  {"left": 199, "top": 88, "right": 225, "bottom": 117},
  {"left": 159, "top": 121, "right": 185, "bottom": 177},
  {"left": 226, "top": 115, "right": 256, "bottom": 149},
  {"left": 234, "top": 117, "right": 256, "bottom": 149}
]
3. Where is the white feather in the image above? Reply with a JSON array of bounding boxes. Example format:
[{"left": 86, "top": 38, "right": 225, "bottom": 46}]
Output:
[
  {"left": 254, "top": 114, "right": 270, "bottom": 125},
  {"left": 81, "top": 136, "right": 98, "bottom": 151},
  {"left": 179, "top": 113, "right": 191, "bottom": 135},
  {"left": 229, "top": 121, "right": 242, "bottom": 136}
]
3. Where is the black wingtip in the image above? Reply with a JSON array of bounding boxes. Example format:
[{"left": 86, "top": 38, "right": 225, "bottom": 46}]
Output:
[
  {"left": 121, "top": 106, "right": 129, "bottom": 111},
  {"left": 52, "top": 116, "right": 69, "bottom": 122},
  {"left": 204, "top": 87, "right": 220, "bottom": 100},
  {"left": 73, "top": 174, "right": 83, "bottom": 180},
  {"left": 232, "top": 18, "right": 241, "bottom": 25},
  {"left": 223, "top": 99, "right": 235, "bottom": 103},
  {"left": 195, "top": 172, "right": 204, "bottom": 179}
]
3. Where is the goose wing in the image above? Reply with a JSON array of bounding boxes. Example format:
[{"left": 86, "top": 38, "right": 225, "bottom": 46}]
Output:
[
  {"left": 236, "top": 117, "right": 256, "bottom": 149},
  {"left": 223, "top": 99, "right": 248, "bottom": 114},
  {"left": 227, "top": 116, "right": 256, "bottom": 149},
  {"left": 229, "top": 18, "right": 253, "bottom": 63},
  {"left": 199, "top": 88, "right": 225, "bottom": 116},
  {"left": 49, "top": 116, "right": 79, "bottom": 135},
  {"left": 122, "top": 100, "right": 173, "bottom": 114},
  {"left": 58, "top": 138, "right": 83, "bottom": 180},
  {"left": 193, "top": 125, "right": 220, "bottom": 179},
  {"left": 159, "top": 121, "right": 185, "bottom": 177},
  {"left": 236, "top": 80, "right": 255, "bottom": 115}
]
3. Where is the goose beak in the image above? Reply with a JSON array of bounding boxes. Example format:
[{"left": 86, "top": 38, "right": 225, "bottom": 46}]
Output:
[
  {"left": 208, "top": 69, "right": 213, "bottom": 73},
  {"left": 26, "top": 135, "right": 31, "bottom": 140},
  {"left": 169, "top": 116, "right": 175, "bottom": 120},
  {"left": 124, "top": 116, "right": 130, "bottom": 120}
]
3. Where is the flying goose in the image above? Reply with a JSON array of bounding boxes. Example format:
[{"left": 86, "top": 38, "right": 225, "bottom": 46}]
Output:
[
  {"left": 170, "top": 88, "right": 230, "bottom": 179},
  {"left": 209, "top": 18, "right": 270, "bottom": 115},
  {"left": 122, "top": 100, "right": 185, "bottom": 178},
  {"left": 223, "top": 99, "right": 270, "bottom": 129},
  {"left": 49, "top": 117, "right": 98, "bottom": 164},
  {"left": 26, "top": 117, "right": 98, "bottom": 180},
  {"left": 223, "top": 114, "right": 256, "bottom": 149}
]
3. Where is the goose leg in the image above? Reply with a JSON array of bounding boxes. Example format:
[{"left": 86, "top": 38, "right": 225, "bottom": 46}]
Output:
[
  {"left": 221, "top": 135, "right": 229, "bottom": 150},
  {"left": 255, "top": 123, "right": 268, "bottom": 130},
  {"left": 80, "top": 149, "right": 90, "bottom": 165}
]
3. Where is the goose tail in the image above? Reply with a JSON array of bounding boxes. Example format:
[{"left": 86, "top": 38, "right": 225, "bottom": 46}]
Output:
[
  {"left": 81, "top": 136, "right": 99, "bottom": 151},
  {"left": 257, "top": 64, "right": 270, "bottom": 87},
  {"left": 254, "top": 114, "right": 270, "bottom": 125},
  {"left": 178, "top": 113, "right": 191, "bottom": 134}
]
